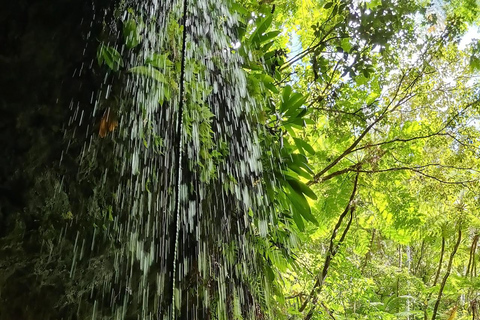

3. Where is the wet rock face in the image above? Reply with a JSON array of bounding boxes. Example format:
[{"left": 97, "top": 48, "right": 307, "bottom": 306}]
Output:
[
  {"left": 0, "top": 1, "right": 116, "bottom": 319},
  {"left": 0, "top": 0, "right": 89, "bottom": 213}
]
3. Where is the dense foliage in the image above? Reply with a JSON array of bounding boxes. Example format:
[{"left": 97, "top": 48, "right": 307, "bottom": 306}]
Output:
[
  {"left": 239, "top": 0, "right": 480, "bottom": 319},
  {"left": 1, "top": 0, "right": 480, "bottom": 319}
]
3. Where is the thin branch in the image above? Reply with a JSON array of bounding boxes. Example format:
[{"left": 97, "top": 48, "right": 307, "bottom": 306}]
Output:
[
  {"left": 414, "top": 240, "right": 426, "bottom": 276},
  {"left": 308, "top": 60, "right": 343, "bottom": 106},
  {"left": 304, "top": 205, "right": 356, "bottom": 320},
  {"left": 361, "top": 228, "right": 376, "bottom": 274},
  {"left": 310, "top": 104, "right": 366, "bottom": 121},
  {"left": 314, "top": 163, "right": 478, "bottom": 185},
  {"left": 285, "top": 292, "right": 308, "bottom": 300},
  {"left": 466, "top": 234, "right": 479, "bottom": 277},
  {"left": 299, "top": 173, "right": 360, "bottom": 317},
  {"left": 433, "top": 236, "right": 445, "bottom": 286},
  {"left": 282, "top": 8, "right": 338, "bottom": 69},
  {"left": 351, "top": 132, "right": 448, "bottom": 153},
  {"left": 357, "top": 167, "right": 477, "bottom": 185},
  {"left": 424, "top": 236, "right": 445, "bottom": 320},
  {"left": 351, "top": 97, "right": 480, "bottom": 153},
  {"left": 308, "top": 72, "right": 408, "bottom": 185},
  {"left": 431, "top": 225, "right": 462, "bottom": 320},
  {"left": 359, "top": 163, "right": 478, "bottom": 174},
  {"left": 445, "top": 132, "right": 478, "bottom": 151},
  {"left": 321, "top": 301, "right": 337, "bottom": 320},
  {"left": 309, "top": 163, "right": 362, "bottom": 184}
]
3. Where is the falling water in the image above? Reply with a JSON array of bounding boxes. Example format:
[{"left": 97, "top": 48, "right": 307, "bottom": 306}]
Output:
[{"left": 66, "top": 0, "right": 276, "bottom": 319}]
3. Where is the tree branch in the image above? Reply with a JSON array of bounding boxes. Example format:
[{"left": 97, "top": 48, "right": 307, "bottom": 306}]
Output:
[
  {"left": 310, "top": 105, "right": 366, "bottom": 121},
  {"left": 304, "top": 205, "right": 356, "bottom": 320},
  {"left": 308, "top": 72, "right": 409, "bottom": 185},
  {"left": 424, "top": 235, "right": 445, "bottom": 320},
  {"left": 308, "top": 73, "right": 480, "bottom": 186},
  {"left": 356, "top": 166, "right": 477, "bottom": 185},
  {"left": 299, "top": 173, "right": 360, "bottom": 317},
  {"left": 351, "top": 132, "right": 448, "bottom": 153},
  {"left": 308, "top": 163, "right": 362, "bottom": 185},
  {"left": 431, "top": 225, "right": 462, "bottom": 320},
  {"left": 414, "top": 239, "right": 426, "bottom": 276},
  {"left": 282, "top": 8, "right": 338, "bottom": 69},
  {"left": 433, "top": 237, "right": 445, "bottom": 288},
  {"left": 311, "top": 163, "right": 478, "bottom": 185},
  {"left": 351, "top": 97, "right": 480, "bottom": 153},
  {"left": 466, "top": 234, "right": 479, "bottom": 277},
  {"left": 321, "top": 301, "right": 336, "bottom": 320}
]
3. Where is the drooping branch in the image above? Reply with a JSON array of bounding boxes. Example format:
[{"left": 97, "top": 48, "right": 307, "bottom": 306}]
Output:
[
  {"left": 170, "top": 0, "right": 189, "bottom": 318},
  {"left": 299, "top": 172, "right": 360, "bottom": 317},
  {"left": 431, "top": 225, "right": 462, "bottom": 320}
]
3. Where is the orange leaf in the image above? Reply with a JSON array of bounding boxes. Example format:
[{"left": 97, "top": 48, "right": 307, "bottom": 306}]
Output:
[{"left": 99, "top": 108, "right": 118, "bottom": 138}]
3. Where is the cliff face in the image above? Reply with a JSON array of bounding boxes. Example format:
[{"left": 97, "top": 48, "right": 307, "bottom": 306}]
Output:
[{"left": 0, "top": 1, "right": 116, "bottom": 319}]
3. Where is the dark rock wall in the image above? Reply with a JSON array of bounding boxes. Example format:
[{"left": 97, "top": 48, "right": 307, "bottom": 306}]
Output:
[{"left": 0, "top": 1, "right": 116, "bottom": 319}]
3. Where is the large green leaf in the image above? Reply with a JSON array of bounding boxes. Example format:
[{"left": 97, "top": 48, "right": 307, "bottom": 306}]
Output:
[
  {"left": 123, "top": 18, "right": 142, "bottom": 49},
  {"left": 288, "top": 164, "right": 313, "bottom": 180},
  {"left": 291, "top": 208, "right": 305, "bottom": 231},
  {"left": 129, "top": 65, "right": 166, "bottom": 83},
  {"left": 251, "top": 14, "right": 273, "bottom": 45},
  {"left": 146, "top": 53, "right": 173, "bottom": 69},
  {"left": 258, "top": 31, "right": 282, "bottom": 45},
  {"left": 284, "top": 96, "right": 307, "bottom": 117},
  {"left": 97, "top": 44, "right": 123, "bottom": 71},
  {"left": 281, "top": 86, "right": 293, "bottom": 112},
  {"left": 286, "top": 182, "right": 318, "bottom": 225},
  {"left": 286, "top": 177, "right": 318, "bottom": 200},
  {"left": 293, "top": 137, "right": 315, "bottom": 155}
]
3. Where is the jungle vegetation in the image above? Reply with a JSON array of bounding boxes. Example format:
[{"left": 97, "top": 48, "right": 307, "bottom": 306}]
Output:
[
  {"left": 1, "top": 0, "right": 480, "bottom": 319},
  {"left": 241, "top": 0, "right": 480, "bottom": 319}
]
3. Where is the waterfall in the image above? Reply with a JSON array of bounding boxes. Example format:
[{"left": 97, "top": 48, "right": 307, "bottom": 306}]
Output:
[{"left": 70, "top": 0, "right": 275, "bottom": 318}]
